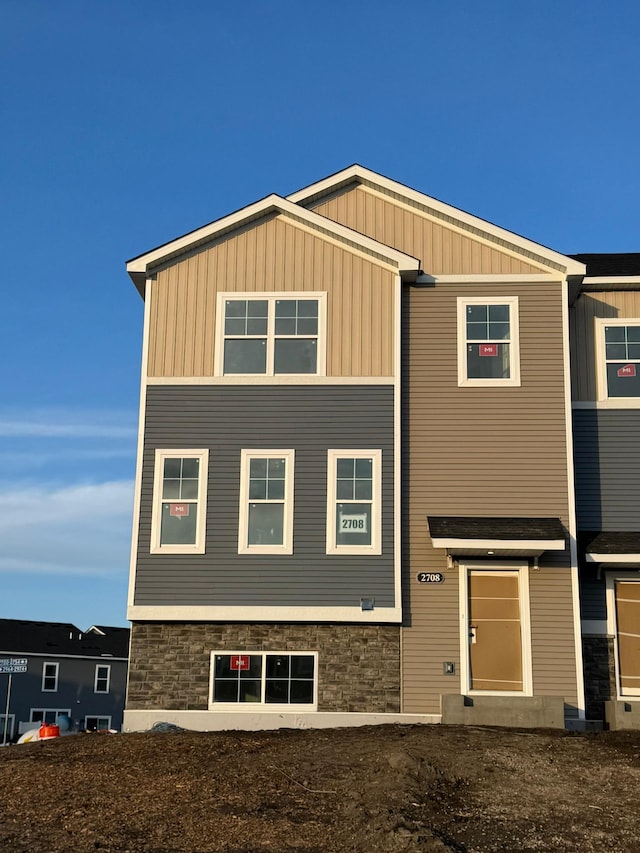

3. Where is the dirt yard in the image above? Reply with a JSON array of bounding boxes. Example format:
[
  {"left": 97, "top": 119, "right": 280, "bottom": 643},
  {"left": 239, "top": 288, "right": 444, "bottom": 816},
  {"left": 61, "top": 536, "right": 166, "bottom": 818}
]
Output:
[{"left": 1, "top": 724, "right": 639, "bottom": 852}]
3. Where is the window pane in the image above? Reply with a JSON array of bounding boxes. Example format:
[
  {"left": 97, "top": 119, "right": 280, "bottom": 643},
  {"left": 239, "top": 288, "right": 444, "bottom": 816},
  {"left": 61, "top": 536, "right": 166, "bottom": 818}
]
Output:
[
  {"left": 607, "top": 363, "right": 640, "bottom": 397},
  {"left": 467, "top": 342, "right": 510, "bottom": 379},
  {"left": 248, "top": 503, "right": 284, "bottom": 545},
  {"left": 160, "top": 503, "right": 197, "bottom": 544},
  {"left": 247, "top": 300, "right": 268, "bottom": 318},
  {"left": 336, "top": 459, "right": 354, "bottom": 478},
  {"left": 274, "top": 317, "right": 296, "bottom": 335},
  {"left": 249, "top": 478, "right": 267, "bottom": 500},
  {"left": 355, "top": 459, "right": 372, "bottom": 478},
  {"left": 275, "top": 299, "right": 297, "bottom": 318},
  {"left": 291, "top": 655, "right": 315, "bottom": 678},
  {"left": 298, "top": 300, "right": 318, "bottom": 318},
  {"left": 354, "top": 479, "right": 373, "bottom": 500},
  {"left": 225, "top": 300, "right": 247, "bottom": 318},
  {"left": 488, "top": 322, "right": 510, "bottom": 340},
  {"left": 266, "top": 479, "right": 285, "bottom": 500},
  {"left": 225, "top": 318, "right": 246, "bottom": 336},
  {"left": 290, "top": 681, "right": 314, "bottom": 703},
  {"left": 163, "top": 458, "right": 181, "bottom": 478},
  {"left": 224, "top": 339, "right": 267, "bottom": 374},
  {"left": 181, "top": 458, "right": 199, "bottom": 478},
  {"left": 274, "top": 339, "right": 317, "bottom": 374},
  {"left": 336, "top": 503, "right": 372, "bottom": 546},
  {"left": 488, "top": 305, "right": 509, "bottom": 322},
  {"left": 628, "top": 345, "right": 640, "bottom": 359},
  {"left": 250, "top": 458, "right": 267, "bottom": 478},
  {"left": 605, "top": 326, "right": 626, "bottom": 343},
  {"left": 627, "top": 326, "right": 640, "bottom": 342},
  {"left": 239, "top": 680, "right": 262, "bottom": 702},
  {"left": 336, "top": 478, "right": 354, "bottom": 500},
  {"left": 268, "top": 458, "right": 286, "bottom": 478},
  {"left": 180, "top": 479, "right": 199, "bottom": 500},
  {"left": 265, "top": 680, "right": 289, "bottom": 703},
  {"left": 297, "top": 317, "right": 318, "bottom": 335},
  {"left": 467, "top": 304, "right": 487, "bottom": 323},
  {"left": 246, "top": 318, "right": 268, "bottom": 335},
  {"left": 214, "top": 680, "right": 239, "bottom": 702},
  {"left": 466, "top": 321, "right": 489, "bottom": 340},
  {"left": 266, "top": 655, "right": 290, "bottom": 678},
  {"left": 606, "top": 343, "right": 628, "bottom": 359}
]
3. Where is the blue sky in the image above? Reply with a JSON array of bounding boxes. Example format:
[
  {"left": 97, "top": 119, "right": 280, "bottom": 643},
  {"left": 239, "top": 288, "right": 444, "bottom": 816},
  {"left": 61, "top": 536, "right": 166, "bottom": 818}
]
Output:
[{"left": 2, "top": 1, "right": 639, "bottom": 628}]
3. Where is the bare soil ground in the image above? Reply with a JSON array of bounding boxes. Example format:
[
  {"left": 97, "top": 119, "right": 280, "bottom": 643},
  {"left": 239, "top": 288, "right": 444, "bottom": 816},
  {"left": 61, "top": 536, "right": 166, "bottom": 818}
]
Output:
[{"left": 1, "top": 724, "right": 639, "bottom": 852}]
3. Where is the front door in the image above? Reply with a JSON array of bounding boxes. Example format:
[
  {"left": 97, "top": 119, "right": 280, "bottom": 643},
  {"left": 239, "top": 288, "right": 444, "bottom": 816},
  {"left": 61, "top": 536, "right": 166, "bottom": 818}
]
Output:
[
  {"left": 615, "top": 581, "right": 640, "bottom": 696},
  {"left": 468, "top": 570, "right": 523, "bottom": 692}
]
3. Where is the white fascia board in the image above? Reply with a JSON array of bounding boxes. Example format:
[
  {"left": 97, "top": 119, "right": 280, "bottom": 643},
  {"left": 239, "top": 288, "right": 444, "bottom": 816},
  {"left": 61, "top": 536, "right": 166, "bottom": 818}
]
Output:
[
  {"left": 288, "top": 165, "right": 586, "bottom": 277},
  {"left": 127, "top": 605, "right": 402, "bottom": 622},
  {"left": 586, "top": 553, "right": 640, "bottom": 564},
  {"left": 126, "top": 193, "right": 420, "bottom": 279},
  {"left": 583, "top": 276, "right": 640, "bottom": 287},
  {"left": 430, "top": 537, "right": 566, "bottom": 551}
]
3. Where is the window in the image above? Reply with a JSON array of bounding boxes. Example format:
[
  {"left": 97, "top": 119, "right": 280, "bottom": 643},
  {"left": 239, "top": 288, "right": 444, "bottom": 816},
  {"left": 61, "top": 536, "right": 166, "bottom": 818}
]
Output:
[
  {"left": 238, "top": 450, "right": 294, "bottom": 554},
  {"left": 457, "top": 297, "right": 520, "bottom": 386},
  {"left": 150, "top": 449, "right": 209, "bottom": 554},
  {"left": 41, "top": 662, "right": 59, "bottom": 692},
  {"left": 209, "top": 652, "right": 317, "bottom": 709},
  {"left": 217, "top": 293, "right": 326, "bottom": 376},
  {"left": 0, "top": 715, "right": 15, "bottom": 743},
  {"left": 94, "top": 664, "right": 111, "bottom": 694},
  {"left": 85, "top": 716, "right": 112, "bottom": 732},
  {"left": 326, "top": 450, "right": 382, "bottom": 555},
  {"left": 597, "top": 319, "right": 640, "bottom": 400},
  {"left": 30, "top": 709, "right": 71, "bottom": 724}
]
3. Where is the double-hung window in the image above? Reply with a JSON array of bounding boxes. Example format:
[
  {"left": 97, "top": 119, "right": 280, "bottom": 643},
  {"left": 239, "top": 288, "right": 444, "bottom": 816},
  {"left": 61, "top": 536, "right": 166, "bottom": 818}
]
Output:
[
  {"left": 326, "top": 450, "right": 382, "bottom": 555},
  {"left": 238, "top": 449, "right": 294, "bottom": 554},
  {"left": 597, "top": 319, "right": 640, "bottom": 400},
  {"left": 210, "top": 651, "right": 317, "bottom": 709},
  {"left": 42, "top": 662, "right": 59, "bottom": 692},
  {"left": 218, "top": 293, "right": 326, "bottom": 376},
  {"left": 94, "top": 664, "right": 110, "bottom": 694},
  {"left": 150, "top": 449, "right": 209, "bottom": 554},
  {"left": 457, "top": 297, "right": 520, "bottom": 386}
]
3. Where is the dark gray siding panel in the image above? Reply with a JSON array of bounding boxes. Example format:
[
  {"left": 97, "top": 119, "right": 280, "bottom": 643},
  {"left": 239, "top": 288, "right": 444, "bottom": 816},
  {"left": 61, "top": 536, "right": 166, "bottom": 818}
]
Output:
[
  {"left": 574, "top": 409, "right": 640, "bottom": 531},
  {"left": 135, "top": 386, "right": 395, "bottom": 608},
  {"left": 579, "top": 566, "right": 607, "bottom": 621}
]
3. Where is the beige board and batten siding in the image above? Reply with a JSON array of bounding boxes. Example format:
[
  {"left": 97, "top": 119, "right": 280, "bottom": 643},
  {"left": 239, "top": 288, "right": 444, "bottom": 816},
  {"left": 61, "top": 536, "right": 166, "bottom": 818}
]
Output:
[
  {"left": 147, "top": 213, "right": 396, "bottom": 379},
  {"left": 401, "top": 280, "right": 578, "bottom": 714},
  {"left": 570, "top": 290, "right": 640, "bottom": 402},
  {"left": 310, "top": 184, "right": 550, "bottom": 276}
]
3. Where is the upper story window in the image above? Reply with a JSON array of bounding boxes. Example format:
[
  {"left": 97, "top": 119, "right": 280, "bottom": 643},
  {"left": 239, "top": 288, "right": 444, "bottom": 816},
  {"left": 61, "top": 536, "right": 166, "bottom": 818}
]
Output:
[
  {"left": 94, "top": 664, "right": 111, "bottom": 694},
  {"left": 150, "top": 449, "right": 209, "bottom": 554},
  {"left": 42, "top": 662, "right": 59, "bottom": 692},
  {"left": 238, "top": 450, "right": 294, "bottom": 554},
  {"left": 326, "top": 450, "right": 382, "bottom": 555},
  {"left": 457, "top": 297, "right": 520, "bottom": 387},
  {"left": 597, "top": 319, "right": 640, "bottom": 400},
  {"left": 216, "top": 293, "right": 326, "bottom": 377}
]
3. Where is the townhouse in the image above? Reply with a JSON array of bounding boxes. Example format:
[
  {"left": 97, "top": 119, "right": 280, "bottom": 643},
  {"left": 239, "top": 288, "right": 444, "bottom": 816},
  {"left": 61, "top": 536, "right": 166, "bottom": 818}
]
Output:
[{"left": 123, "top": 166, "right": 637, "bottom": 731}]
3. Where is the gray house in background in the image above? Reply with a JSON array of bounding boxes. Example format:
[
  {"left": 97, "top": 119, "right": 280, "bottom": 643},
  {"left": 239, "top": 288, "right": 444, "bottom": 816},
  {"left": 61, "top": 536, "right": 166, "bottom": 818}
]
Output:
[{"left": 0, "top": 620, "right": 129, "bottom": 740}]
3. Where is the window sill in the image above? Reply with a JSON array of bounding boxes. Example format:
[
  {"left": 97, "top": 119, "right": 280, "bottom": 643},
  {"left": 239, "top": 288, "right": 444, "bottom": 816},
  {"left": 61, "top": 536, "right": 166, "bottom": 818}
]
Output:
[{"left": 150, "top": 544, "right": 206, "bottom": 555}]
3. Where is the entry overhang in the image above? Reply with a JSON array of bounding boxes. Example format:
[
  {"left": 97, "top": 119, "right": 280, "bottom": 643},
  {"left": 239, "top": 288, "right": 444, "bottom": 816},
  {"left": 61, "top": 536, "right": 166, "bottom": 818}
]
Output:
[
  {"left": 428, "top": 516, "right": 566, "bottom": 558},
  {"left": 584, "top": 531, "right": 640, "bottom": 565}
]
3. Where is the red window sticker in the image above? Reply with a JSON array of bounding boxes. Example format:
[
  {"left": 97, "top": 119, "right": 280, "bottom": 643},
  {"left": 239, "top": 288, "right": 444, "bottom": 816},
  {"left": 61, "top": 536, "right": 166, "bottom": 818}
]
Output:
[
  {"left": 617, "top": 364, "right": 637, "bottom": 378},
  {"left": 169, "top": 503, "right": 190, "bottom": 517},
  {"left": 230, "top": 655, "right": 250, "bottom": 671},
  {"left": 479, "top": 344, "right": 498, "bottom": 357}
]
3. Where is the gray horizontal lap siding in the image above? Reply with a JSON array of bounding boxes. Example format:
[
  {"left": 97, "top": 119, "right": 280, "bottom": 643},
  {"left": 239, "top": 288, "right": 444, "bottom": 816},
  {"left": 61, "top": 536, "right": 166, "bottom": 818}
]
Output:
[
  {"left": 135, "top": 386, "right": 395, "bottom": 608},
  {"left": 574, "top": 409, "right": 640, "bottom": 531}
]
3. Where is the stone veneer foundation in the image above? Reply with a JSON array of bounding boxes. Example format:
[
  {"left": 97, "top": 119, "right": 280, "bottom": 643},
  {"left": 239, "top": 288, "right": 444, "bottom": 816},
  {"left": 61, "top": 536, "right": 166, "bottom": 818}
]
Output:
[
  {"left": 582, "top": 635, "right": 616, "bottom": 722},
  {"left": 127, "top": 623, "right": 401, "bottom": 713}
]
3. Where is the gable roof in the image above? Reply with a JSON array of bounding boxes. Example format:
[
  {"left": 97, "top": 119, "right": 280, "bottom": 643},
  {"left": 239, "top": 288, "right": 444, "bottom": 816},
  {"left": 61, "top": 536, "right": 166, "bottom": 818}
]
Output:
[
  {"left": 0, "top": 619, "right": 130, "bottom": 659},
  {"left": 127, "top": 192, "right": 421, "bottom": 296},
  {"left": 288, "top": 165, "right": 586, "bottom": 278},
  {"left": 570, "top": 253, "right": 640, "bottom": 278}
]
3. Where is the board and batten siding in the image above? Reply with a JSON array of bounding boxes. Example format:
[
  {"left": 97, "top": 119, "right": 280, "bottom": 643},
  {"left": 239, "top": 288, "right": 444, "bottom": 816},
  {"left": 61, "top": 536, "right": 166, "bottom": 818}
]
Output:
[
  {"left": 400, "top": 280, "right": 578, "bottom": 714},
  {"left": 135, "top": 386, "right": 395, "bottom": 608},
  {"left": 147, "top": 213, "right": 396, "bottom": 379},
  {"left": 309, "top": 184, "right": 550, "bottom": 276},
  {"left": 570, "top": 290, "right": 640, "bottom": 401},
  {"left": 573, "top": 409, "right": 640, "bottom": 531}
]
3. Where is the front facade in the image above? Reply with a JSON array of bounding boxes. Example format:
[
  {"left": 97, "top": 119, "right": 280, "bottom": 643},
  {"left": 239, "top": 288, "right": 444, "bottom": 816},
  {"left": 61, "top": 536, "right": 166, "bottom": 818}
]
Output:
[
  {"left": 0, "top": 621, "right": 129, "bottom": 740},
  {"left": 124, "top": 166, "right": 634, "bottom": 731}
]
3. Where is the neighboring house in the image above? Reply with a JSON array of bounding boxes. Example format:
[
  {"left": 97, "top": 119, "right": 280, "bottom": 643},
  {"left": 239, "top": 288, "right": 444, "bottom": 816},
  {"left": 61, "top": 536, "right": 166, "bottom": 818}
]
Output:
[
  {"left": 0, "top": 620, "right": 130, "bottom": 740},
  {"left": 123, "top": 165, "right": 635, "bottom": 732},
  {"left": 570, "top": 253, "right": 640, "bottom": 730}
]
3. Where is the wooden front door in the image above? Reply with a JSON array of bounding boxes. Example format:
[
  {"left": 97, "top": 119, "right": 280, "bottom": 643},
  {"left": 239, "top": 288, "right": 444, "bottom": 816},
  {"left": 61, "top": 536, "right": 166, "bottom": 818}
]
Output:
[
  {"left": 468, "top": 571, "right": 523, "bottom": 692},
  {"left": 615, "top": 581, "right": 640, "bottom": 696}
]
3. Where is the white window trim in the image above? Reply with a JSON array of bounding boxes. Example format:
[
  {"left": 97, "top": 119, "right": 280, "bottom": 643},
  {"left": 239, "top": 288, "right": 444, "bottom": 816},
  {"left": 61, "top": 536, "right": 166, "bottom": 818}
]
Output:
[
  {"left": 458, "top": 561, "right": 533, "bottom": 697},
  {"left": 84, "top": 715, "right": 112, "bottom": 730},
  {"left": 41, "top": 661, "right": 59, "bottom": 692},
  {"left": 150, "top": 449, "right": 209, "bottom": 555},
  {"left": 238, "top": 449, "right": 295, "bottom": 555},
  {"left": 214, "top": 292, "right": 327, "bottom": 379},
  {"left": 457, "top": 296, "right": 521, "bottom": 387},
  {"left": 606, "top": 571, "right": 640, "bottom": 700},
  {"left": 208, "top": 650, "right": 318, "bottom": 711},
  {"left": 326, "top": 449, "right": 382, "bottom": 556},
  {"left": 94, "top": 664, "right": 111, "bottom": 694},
  {"left": 595, "top": 317, "right": 640, "bottom": 404},
  {"left": 30, "top": 708, "right": 71, "bottom": 723}
]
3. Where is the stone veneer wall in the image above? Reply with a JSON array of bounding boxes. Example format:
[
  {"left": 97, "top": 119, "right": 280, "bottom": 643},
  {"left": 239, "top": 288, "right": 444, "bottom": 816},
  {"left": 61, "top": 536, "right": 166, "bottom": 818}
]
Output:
[
  {"left": 582, "top": 635, "right": 615, "bottom": 722},
  {"left": 127, "top": 623, "right": 401, "bottom": 713}
]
